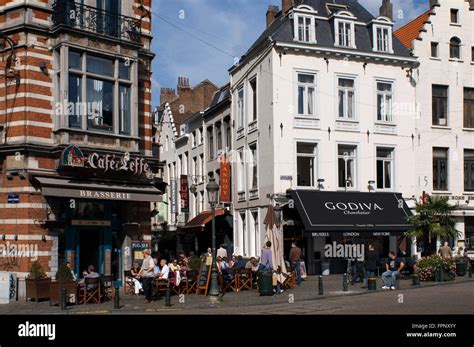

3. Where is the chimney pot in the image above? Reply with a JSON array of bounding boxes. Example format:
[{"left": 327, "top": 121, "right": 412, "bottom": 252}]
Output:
[
  {"left": 266, "top": 5, "right": 279, "bottom": 28},
  {"left": 282, "top": 0, "right": 293, "bottom": 14},
  {"left": 379, "top": 0, "right": 393, "bottom": 20}
]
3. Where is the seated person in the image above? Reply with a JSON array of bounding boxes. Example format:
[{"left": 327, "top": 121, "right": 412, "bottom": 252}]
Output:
[
  {"left": 216, "top": 256, "right": 223, "bottom": 274},
  {"left": 169, "top": 259, "right": 181, "bottom": 272},
  {"left": 153, "top": 258, "right": 161, "bottom": 277},
  {"left": 381, "top": 251, "right": 405, "bottom": 290},
  {"left": 78, "top": 265, "right": 99, "bottom": 289},
  {"left": 228, "top": 255, "right": 237, "bottom": 268},
  {"left": 157, "top": 259, "right": 170, "bottom": 280},
  {"left": 233, "top": 255, "right": 246, "bottom": 268},
  {"left": 129, "top": 263, "right": 143, "bottom": 295},
  {"left": 66, "top": 261, "right": 77, "bottom": 281}
]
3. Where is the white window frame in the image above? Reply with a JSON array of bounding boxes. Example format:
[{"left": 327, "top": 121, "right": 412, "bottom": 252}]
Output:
[
  {"left": 431, "top": 41, "right": 439, "bottom": 58},
  {"left": 250, "top": 209, "right": 260, "bottom": 257},
  {"left": 248, "top": 76, "right": 258, "bottom": 124},
  {"left": 248, "top": 142, "right": 258, "bottom": 192},
  {"left": 373, "top": 24, "right": 393, "bottom": 53},
  {"left": 336, "top": 75, "right": 357, "bottom": 120},
  {"left": 239, "top": 211, "right": 248, "bottom": 257},
  {"left": 296, "top": 141, "right": 318, "bottom": 188},
  {"left": 237, "top": 147, "right": 246, "bottom": 193},
  {"left": 376, "top": 79, "right": 394, "bottom": 123},
  {"left": 334, "top": 15, "right": 356, "bottom": 49},
  {"left": 295, "top": 70, "right": 317, "bottom": 118},
  {"left": 292, "top": 5, "right": 317, "bottom": 44},
  {"left": 450, "top": 8, "right": 460, "bottom": 24},
  {"left": 237, "top": 86, "right": 245, "bottom": 129},
  {"left": 337, "top": 144, "right": 358, "bottom": 190},
  {"left": 375, "top": 146, "right": 395, "bottom": 191}
]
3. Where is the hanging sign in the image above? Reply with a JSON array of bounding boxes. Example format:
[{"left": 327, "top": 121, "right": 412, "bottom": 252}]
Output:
[
  {"left": 180, "top": 175, "right": 189, "bottom": 212},
  {"left": 219, "top": 155, "right": 231, "bottom": 203}
]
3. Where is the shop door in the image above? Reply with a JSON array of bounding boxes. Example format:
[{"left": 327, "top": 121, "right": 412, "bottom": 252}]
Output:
[{"left": 78, "top": 230, "right": 102, "bottom": 275}]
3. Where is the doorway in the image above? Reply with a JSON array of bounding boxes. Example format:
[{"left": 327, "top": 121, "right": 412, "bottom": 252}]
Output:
[{"left": 78, "top": 230, "right": 102, "bottom": 275}]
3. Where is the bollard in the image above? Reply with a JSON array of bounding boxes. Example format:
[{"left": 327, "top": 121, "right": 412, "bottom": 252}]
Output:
[
  {"left": 412, "top": 274, "right": 420, "bottom": 286},
  {"left": 114, "top": 286, "right": 120, "bottom": 309},
  {"left": 343, "top": 273, "right": 348, "bottom": 292},
  {"left": 165, "top": 283, "right": 171, "bottom": 307},
  {"left": 60, "top": 287, "right": 67, "bottom": 311},
  {"left": 439, "top": 268, "right": 444, "bottom": 282},
  {"left": 318, "top": 276, "right": 323, "bottom": 295},
  {"left": 469, "top": 262, "right": 473, "bottom": 278},
  {"left": 368, "top": 277, "right": 377, "bottom": 291}
]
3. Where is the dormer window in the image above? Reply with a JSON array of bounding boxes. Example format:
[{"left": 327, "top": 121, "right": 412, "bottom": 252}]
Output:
[
  {"left": 372, "top": 17, "right": 394, "bottom": 53},
  {"left": 333, "top": 12, "right": 356, "bottom": 49},
  {"left": 293, "top": 5, "right": 317, "bottom": 43}
]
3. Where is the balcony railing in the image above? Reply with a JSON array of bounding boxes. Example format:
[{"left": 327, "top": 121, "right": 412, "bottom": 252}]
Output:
[{"left": 52, "top": 1, "right": 142, "bottom": 43}]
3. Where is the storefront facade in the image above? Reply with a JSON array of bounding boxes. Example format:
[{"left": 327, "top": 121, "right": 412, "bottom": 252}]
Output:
[{"left": 286, "top": 190, "right": 412, "bottom": 275}]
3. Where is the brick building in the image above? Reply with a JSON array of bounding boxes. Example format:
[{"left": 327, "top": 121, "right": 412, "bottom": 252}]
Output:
[{"left": 0, "top": 0, "right": 162, "bottom": 290}]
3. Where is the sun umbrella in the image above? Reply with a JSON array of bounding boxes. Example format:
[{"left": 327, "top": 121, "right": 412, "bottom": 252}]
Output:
[{"left": 263, "top": 204, "right": 287, "bottom": 284}]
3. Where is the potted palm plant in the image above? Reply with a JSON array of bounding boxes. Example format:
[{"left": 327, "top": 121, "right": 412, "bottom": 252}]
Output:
[
  {"left": 406, "top": 195, "right": 459, "bottom": 256},
  {"left": 50, "top": 262, "right": 77, "bottom": 306},
  {"left": 25, "top": 261, "right": 50, "bottom": 302}
]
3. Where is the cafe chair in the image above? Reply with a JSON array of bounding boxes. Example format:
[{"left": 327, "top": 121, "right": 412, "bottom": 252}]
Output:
[
  {"left": 101, "top": 275, "right": 114, "bottom": 301},
  {"left": 153, "top": 277, "right": 169, "bottom": 298},
  {"left": 79, "top": 277, "right": 101, "bottom": 304},
  {"left": 224, "top": 268, "right": 239, "bottom": 293},
  {"left": 282, "top": 271, "right": 296, "bottom": 289},
  {"left": 184, "top": 270, "right": 198, "bottom": 295},
  {"left": 237, "top": 268, "right": 253, "bottom": 291}
]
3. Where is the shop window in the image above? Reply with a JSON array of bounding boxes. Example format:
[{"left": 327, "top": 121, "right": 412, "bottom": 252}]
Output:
[{"left": 297, "top": 142, "right": 317, "bottom": 187}]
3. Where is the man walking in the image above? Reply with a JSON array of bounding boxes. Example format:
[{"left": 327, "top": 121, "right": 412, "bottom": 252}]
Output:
[
  {"left": 138, "top": 249, "right": 155, "bottom": 303},
  {"left": 363, "top": 243, "right": 378, "bottom": 288},
  {"left": 438, "top": 241, "right": 453, "bottom": 258},
  {"left": 381, "top": 251, "right": 404, "bottom": 290},
  {"left": 289, "top": 242, "right": 302, "bottom": 286}
]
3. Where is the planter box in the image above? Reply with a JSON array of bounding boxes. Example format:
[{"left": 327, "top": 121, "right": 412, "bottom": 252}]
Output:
[
  {"left": 49, "top": 280, "right": 78, "bottom": 306},
  {"left": 434, "top": 269, "right": 455, "bottom": 282},
  {"left": 25, "top": 278, "right": 50, "bottom": 302}
]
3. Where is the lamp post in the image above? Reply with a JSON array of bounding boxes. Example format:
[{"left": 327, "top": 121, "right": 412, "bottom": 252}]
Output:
[{"left": 206, "top": 174, "right": 220, "bottom": 297}]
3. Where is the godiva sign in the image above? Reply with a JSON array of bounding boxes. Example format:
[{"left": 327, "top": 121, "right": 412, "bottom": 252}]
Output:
[{"left": 61, "top": 145, "right": 152, "bottom": 177}]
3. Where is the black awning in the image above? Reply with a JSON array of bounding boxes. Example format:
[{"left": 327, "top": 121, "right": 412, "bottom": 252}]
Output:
[{"left": 288, "top": 190, "right": 412, "bottom": 233}]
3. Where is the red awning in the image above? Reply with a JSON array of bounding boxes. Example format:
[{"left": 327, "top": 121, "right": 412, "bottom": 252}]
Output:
[{"left": 181, "top": 209, "right": 225, "bottom": 232}]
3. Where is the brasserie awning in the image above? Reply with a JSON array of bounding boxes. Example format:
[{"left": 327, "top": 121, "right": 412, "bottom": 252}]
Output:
[
  {"left": 35, "top": 176, "right": 162, "bottom": 202},
  {"left": 288, "top": 190, "right": 412, "bottom": 234}
]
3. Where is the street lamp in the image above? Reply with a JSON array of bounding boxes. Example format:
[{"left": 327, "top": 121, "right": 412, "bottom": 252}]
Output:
[
  {"left": 206, "top": 174, "right": 220, "bottom": 297},
  {"left": 368, "top": 180, "right": 375, "bottom": 192}
]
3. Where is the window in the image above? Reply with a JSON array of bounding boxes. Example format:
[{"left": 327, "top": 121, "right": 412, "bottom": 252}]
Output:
[
  {"left": 239, "top": 212, "right": 247, "bottom": 257},
  {"left": 237, "top": 149, "right": 245, "bottom": 192},
  {"left": 207, "top": 127, "right": 214, "bottom": 160},
  {"left": 251, "top": 210, "right": 259, "bottom": 256},
  {"left": 182, "top": 152, "right": 188, "bottom": 175},
  {"left": 225, "top": 120, "right": 231, "bottom": 150},
  {"left": 192, "top": 131, "right": 197, "bottom": 147},
  {"left": 297, "top": 73, "right": 316, "bottom": 116},
  {"left": 376, "top": 148, "right": 394, "bottom": 190},
  {"left": 431, "top": 42, "right": 439, "bottom": 58},
  {"left": 338, "top": 145, "right": 357, "bottom": 189},
  {"left": 237, "top": 86, "right": 244, "bottom": 129},
  {"left": 432, "top": 85, "right": 448, "bottom": 126},
  {"left": 433, "top": 148, "right": 448, "bottom": 191},
  {"left": 297, "top": 142, "right": 317, "bottom": 187},
  {"left": 199, "top": 154, "right": 204, "bottom": 182},
  {"left": 216, "top": 123, "right": 223, "bottom": 152},
  {"left": 67, "top": 51, "right": 133, "bottom": 133},
  {"left": 338, "top": 78, "right": 355, "bottom": 119},
  {"left": 449, "top": 37, "right": 461, "bottom": 59},
  {"left": 450, "top": 9, "right": 459, "bottom": 24},
  {"left": 336, "top": 20, "right": 354, "bottom": 47},
  {"left": 464, "top": 88, "right": 474, "bottom": 128},
  {"left": 465, "top": 150, "right": 474, "bottom": 191},
  {"left": 193, "top": 157, "right": 197, "bottom": 177},
  {"left": 375, "top": 27, "right": 390, "bottom": 52},
  {"left": 119, "top": 85, "right": 131, "bottom": 134},
  {"left": 297, "top": 16, "right": 313, "bottom": 42},
  {"left": 377, "top": 82, "right": 393, "bottom": 122},
  {"left": 248, "top": 143, "right": 258, "bottom": 191},
  {"left": 472, "top": 46, "right": 474, "bottom": 62},
  {"left": 249, "top": 77, "right": 257, "bottom": 123}
]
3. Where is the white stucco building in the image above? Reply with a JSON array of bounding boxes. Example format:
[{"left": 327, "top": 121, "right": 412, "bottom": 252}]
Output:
[{"left": 230, "top": 0, "right": 420, "bottom": 273}]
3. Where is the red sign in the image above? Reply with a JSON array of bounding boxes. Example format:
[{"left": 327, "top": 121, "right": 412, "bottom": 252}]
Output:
[
  {"left": 220, "top": 156, "right": 231, "bottom": 203},
  {"left": 180, "top": 175, "right": 189, "bottom": 212}
]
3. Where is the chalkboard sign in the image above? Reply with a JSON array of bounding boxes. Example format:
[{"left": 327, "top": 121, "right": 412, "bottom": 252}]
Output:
[{"left": 197, "top": 259, "right": 211, "bottom": 295}]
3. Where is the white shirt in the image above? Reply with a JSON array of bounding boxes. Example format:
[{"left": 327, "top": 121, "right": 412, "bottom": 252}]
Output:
[
  {"left": 160, "top": 264, "right": 170, "bottom": 279},
  {"left": 217, "top": 247, "right": 227, "bottom": 259}
]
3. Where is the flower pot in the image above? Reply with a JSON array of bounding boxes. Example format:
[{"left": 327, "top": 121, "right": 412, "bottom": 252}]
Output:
[
  {"left": 49, "top": 280, "right": 78, "bottom": 306},
  {"left": 25, "top": 278, "right": 50, "bottom": 302},
  {"left": 434, "top": 269, "right": 455, "bottom": 282}
]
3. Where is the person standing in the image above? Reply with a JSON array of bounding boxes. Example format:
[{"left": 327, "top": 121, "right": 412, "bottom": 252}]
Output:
[
  {"left": 363, "top": 243, "right": 379, "bottom": 288},
  {"left": 289, "top": 242, "right": 302, "bottom": 286},
  {"left": 139, "top": 249, "right": 155, "bottom": 303},
  {"left": 217, "top": 244, "right": 227, "bottom": 259},
  {"left": 438, "top": 241, "right": 453, "bottom": 258},
  {"left": 260, "top": 241, "right": 273, "bottom": 271}
]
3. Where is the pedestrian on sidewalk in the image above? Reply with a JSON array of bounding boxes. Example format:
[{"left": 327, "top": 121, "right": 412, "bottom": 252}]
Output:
[
  {"left": 438, "top": 241, "right": 453, "bottom": 258},
  {"left": 138, "top": 249, "right": 155, "bottom": 303},
  {"left": 289, "top": 242, "right": 302, "bottom": 286},
  {"left": 381, "top": 251, "right": 404, "bottom": 290},
  {"left": 363, "top": 243, "right": 378, "bottom": 288}
]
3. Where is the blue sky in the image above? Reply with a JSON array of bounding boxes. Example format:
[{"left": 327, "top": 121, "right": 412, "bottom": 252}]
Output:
[{"left": 151, "top": 0, "right": 428, "bottom": 107}]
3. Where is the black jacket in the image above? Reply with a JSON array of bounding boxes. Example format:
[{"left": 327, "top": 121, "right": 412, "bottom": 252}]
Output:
[{"left": 365, "top": 250, "right": 379, "bottom": 272}]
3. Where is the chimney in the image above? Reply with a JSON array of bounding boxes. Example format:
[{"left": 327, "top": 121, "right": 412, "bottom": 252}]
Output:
[
  {"left": 282, "top": 0, "right": 293, "bottom": 14},
  {"left": 266, "top": 5, "right": 279, "bottom": 28},
  {"left": 429, "top": 0, "right": 440, "bottom": 8},
  {"left": 379, "top": 0, "right": 393, "bottom": 20},
  {"left": 160, "top": 88, "right": 176, "bottom": 105},
  {"left": 177, "top": 77, "right": 190, "bottom": 95}
]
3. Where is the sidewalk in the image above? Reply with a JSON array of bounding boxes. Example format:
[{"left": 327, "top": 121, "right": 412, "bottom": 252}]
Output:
[{"left": 1, "top": 274, "right": 472, "bottom": 315}]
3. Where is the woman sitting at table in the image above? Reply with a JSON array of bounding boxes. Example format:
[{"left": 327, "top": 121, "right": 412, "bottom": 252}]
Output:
[
  {"left": 169, "top": 259, "right": 181, "bottom": 272},
  {"left": 129, "top": 263, "right": 143, "bottom": 295}
]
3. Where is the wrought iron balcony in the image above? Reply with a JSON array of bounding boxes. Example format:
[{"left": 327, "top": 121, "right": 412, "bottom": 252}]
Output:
[{"left": 52, "top": 1, "right": 142, "bottom": 43}]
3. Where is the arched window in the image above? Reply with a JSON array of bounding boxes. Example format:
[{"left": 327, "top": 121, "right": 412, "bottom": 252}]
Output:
[{"left": 450, "top": 37, "right": 461, "bottom": 59}]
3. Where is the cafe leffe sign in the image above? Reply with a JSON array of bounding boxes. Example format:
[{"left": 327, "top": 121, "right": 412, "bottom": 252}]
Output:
[{"left": 61, "top": 145, "right": 152, "bottom": 176}]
